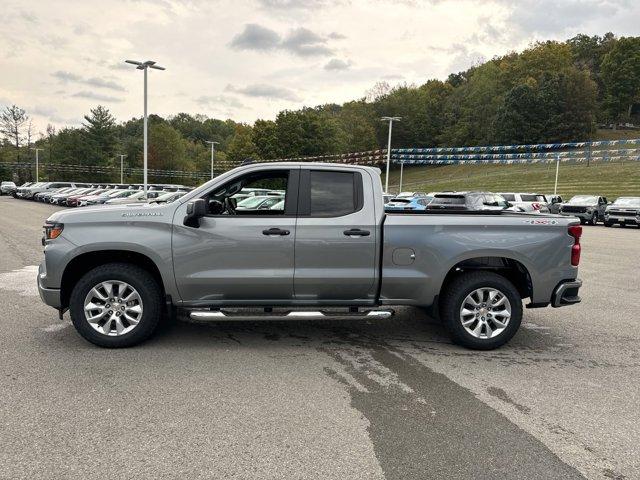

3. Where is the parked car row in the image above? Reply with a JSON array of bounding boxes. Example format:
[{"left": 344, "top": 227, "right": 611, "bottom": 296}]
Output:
[
  {"left": 9, "top": 181, "right": 193, "bottom": 207},
  {"left": 383, "top": 190, "right": 640, "bottom": 227}
]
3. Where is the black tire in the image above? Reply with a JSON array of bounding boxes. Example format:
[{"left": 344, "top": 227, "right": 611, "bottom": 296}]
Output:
[
  {"left": 440, "top": 271, "right": 523, "bottom": 350},
  {"left": 604, "top": 220, "right": 614, "bottom": 227},
  {"left": 69, "top": 263, "right": 163, "bottom": 348},
  {"left": 589, "top": 213, "right": 597, "bottom": 226}
]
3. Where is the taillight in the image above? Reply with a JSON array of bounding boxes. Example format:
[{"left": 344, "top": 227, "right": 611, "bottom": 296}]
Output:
[
  {"left": 568, "top": 225, "right": 582, "bottom": 266},
  {"left": 532, "top": 202, "right": 541, "bottom": 210}
]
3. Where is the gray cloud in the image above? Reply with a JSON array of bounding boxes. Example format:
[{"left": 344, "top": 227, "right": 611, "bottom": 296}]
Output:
[
  {"left": 52, "top": 70, "right": 126, "bottom": 92},
  {"left": 281, "top": 27, "right": 333, "bottom": 56},
  {"left": 257, "top": 0, "right": 333, "bottom": 9},
  {"left": 229, "top": 23, "right": 281, "bottom": 51},
  {"left": 196, "top": 95, "right": 247, "bottom": 109},
  {"left": 70, "top": 91, "right": 124, "bottom": 103},
  {"left": 226, "top": 83, "right": 300, "bottom": 101},
  {"left": 229, "top": 24, "right": 334, "bottom": 57},
  {"left": 324, "top": 58, "right": 351, "bottom": 71}
]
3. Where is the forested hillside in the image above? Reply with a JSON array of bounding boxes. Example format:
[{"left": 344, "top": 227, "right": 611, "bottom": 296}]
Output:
[{"left": 2, "top": 33, "right": 640, "bottom": 180}]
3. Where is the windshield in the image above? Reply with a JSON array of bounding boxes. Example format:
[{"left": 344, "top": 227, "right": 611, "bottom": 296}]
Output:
[
  {"left": 612, "top": 197, "right": 640, "bottom": 207},
  {"left": 500, "top": 194, "right": 516, "bottom": 201},
  {"left": 432, "top": 195, "right": 465, "bottom": 205},
  {"left": 568, "top": 195, "right": 597, "bottom": 204},
  {"left": 520, "top": 194, "right": 546, "bottom": 202}
]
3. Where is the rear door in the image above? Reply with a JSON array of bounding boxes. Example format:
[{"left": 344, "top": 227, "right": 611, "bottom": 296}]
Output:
[{"left": 293, "top": 168, "right": 377, "bottom": 302}]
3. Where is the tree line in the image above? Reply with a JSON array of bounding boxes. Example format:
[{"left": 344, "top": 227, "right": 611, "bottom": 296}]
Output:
[{"left": 1, "top": 33, "right": 639, "bottom": 184}]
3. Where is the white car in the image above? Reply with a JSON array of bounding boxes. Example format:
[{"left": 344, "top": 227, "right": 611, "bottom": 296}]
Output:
[
  {"left": 498, "top": 192, "right": 550, "bottom": 213},
  {"left": 105, "top": 190, "right": 163, "bottom": 205},
  {"left": 236, "top": 195, "right": 284, "bottom": 211}
]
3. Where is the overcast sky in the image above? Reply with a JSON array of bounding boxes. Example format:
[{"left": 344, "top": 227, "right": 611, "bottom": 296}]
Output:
[{"left": 1, "top": 0, "right": 639, "bottom": 134}]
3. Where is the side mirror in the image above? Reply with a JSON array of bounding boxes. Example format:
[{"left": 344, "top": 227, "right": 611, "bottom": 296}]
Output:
[{"left": 184, "top": 199, "right": 206, "bottom": 228}]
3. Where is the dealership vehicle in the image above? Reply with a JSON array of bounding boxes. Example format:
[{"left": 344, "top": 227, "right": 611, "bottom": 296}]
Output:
[
  {"left": 604, "top": 197, "right": 640, "bottom": 227},
  {"left": 499, "top": 192, "right": 550, "bottom": 213},
  {"left": 22, "top": 182, "right": 77, "bottom": 199},
  {"left": 150, "top": 191, "right": 187, "bottom": 204},
  {"left": 50, "top": 188, "right": 94, "bottom": 205},
  {"left": 236, "top": 195, "right": 284, "bottom": 211},
  {"left": 1, "top": 181, "right": 17, "bottom": 196},
  {"left": 427, "top": 192, "right": 521, "bottom": 212},
  {"left": 385, "top": 196, "right": 433, "bottom": 211},
  {"left": 559, "top": 195, "right": 608, "bottom": 225},
  {"left": 86, "top": 189, "right": 138, "bottom": 206},
  {"left": 105, "top": 190, "right": 164, "bottom": 205},
  {"left": 547, "top": 195, "right": 564, "bottom": 214},
  {"left": 38, "top": 163, "right": 583, "bottom": 350}
]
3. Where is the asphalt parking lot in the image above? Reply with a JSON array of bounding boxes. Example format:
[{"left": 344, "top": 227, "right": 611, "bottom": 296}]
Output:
[{"left": 0, "top": 195, "right": 638, "bottom": 480}]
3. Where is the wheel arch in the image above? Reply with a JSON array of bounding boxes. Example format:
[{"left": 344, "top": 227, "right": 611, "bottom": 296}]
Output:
[
  {"left": 440, "top": 256, "right": 533, "bottom": 302},
  {"left": 60, "top": 250, "right": 166, "bottom": 309}
]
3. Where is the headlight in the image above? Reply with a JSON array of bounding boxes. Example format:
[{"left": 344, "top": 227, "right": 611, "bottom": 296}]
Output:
[{"left": 43, "top": 222, "right": 64, "bottom": 241}]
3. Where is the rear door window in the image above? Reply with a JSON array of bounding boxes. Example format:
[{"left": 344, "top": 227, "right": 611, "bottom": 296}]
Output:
[{"left": 308, "top": 171, "right": 359, "bottom": 217}]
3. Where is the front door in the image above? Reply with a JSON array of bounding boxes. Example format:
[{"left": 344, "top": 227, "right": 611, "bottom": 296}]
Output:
[
  {"left": 172, "top": 167, "right": 298, "bottom": 304},
  {"left": 293, "top": 168, "right": 377, "bottom": 302}
]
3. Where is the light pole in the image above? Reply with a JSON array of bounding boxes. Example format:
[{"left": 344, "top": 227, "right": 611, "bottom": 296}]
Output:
[
  {"left": 31, "top": 147, "right": 44, "bottom": 182},
  {"left": 381, "top": 116, "right": 401, "bottom": 193},
  {"left": 554, "top": 153, "right": 560, "bottom": 195},
  {"left": 119, "top": 154, "right": 127, "bottom": 184},
  {"left": 399, "top": 159, "right": 404, "bottom": 193},
  {"left": 206, "top": 141, "right": 220, "bottom": 180},
  {"left": 125, "top": 59, "right": 165, "bottom": 195}
]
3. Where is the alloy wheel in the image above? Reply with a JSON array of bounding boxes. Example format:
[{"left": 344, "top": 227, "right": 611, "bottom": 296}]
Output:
[
  {"left": 459, "top": 287, "right": 511, "bottom": 339},
  {"left": 83, "top": 280, "right": 143, "bottom": 336}
]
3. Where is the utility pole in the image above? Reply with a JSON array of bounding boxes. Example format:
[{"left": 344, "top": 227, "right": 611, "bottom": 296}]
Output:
[
  {"left": 125, "top": 59, "right": 165, "bottom": 195},
  {"left": 381, "top": 116, "right": 401, "bottom": 193},
  {"left": 119, "top": 154, "right": 127, "bottom": 183},
  {"left": 31, "top": 148, "right": 44, "bottom": 182},
  {"left": 554, "top": 153, "right": 560, "bottom": 195},
  {"left": 206, "top": 141, "right": 220, "bottom": 180}
]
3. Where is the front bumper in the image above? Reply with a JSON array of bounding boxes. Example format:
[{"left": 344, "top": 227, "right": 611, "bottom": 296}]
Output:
[
  {"left": 559, "top": 211, "right": 593, "bottom": 221},
  {"left": 605, "top": 214, "right": 639, "bottom": 225},
  {"left": 551, "top": 279, "right": 582, "bottom": 307},
  {"left": 37, "top": 263, "right": 61, "bottom": 308}
]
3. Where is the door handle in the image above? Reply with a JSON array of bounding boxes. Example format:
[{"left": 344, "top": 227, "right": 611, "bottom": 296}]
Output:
[
  {"left": 262, "top": 227, "right": 290, "bottom": 236},
  {"left": 343, "top": 228, "right": 370, "bottom": 237}
]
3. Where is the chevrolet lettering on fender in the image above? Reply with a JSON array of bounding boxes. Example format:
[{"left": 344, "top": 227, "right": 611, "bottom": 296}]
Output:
[{"left": 37, "top": 162, "right": 583, "bottom": 350}]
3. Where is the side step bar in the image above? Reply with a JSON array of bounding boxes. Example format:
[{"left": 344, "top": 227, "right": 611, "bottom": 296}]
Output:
[{"left": 189, "top": 309, "right": 394, "bottom": 322}]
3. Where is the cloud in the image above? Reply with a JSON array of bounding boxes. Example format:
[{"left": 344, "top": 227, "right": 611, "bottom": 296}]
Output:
[
  {"left": 229, "top": 24, "right": 334, "bottom": 57},
  {"left": 257, "top": 0, "right": 333, "bottom": 10},
  {"left": 229, "top": 23, "right": 281, "bottom": 51},
  {"left": 226, "top": 83, "right": 300, "bottom": 101},
  {"left": 196, "top": 95, "right": 247, "bottom": 109},
  {"left": 327, "top": 32, "right": 346, "bottom": 40},
  {"left": 52, "top": 70, "right": 126, "bottom": 92},
  {"left": 281, "top": 27, "right": 333, "bottom": 56},
  {"left": 70, "top": 91, "right": 124, "bottom": 103},
  {"left": 324, "top": 58, "right": 351, "bottom": 71}
]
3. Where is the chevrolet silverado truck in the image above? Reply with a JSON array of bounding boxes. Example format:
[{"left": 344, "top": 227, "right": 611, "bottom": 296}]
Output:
[
  {"left": 37, "top": 163, "right": 583, "bottom": 350},
  {"left": 559, "top": 195, "right": 608, "bottom": 225}
]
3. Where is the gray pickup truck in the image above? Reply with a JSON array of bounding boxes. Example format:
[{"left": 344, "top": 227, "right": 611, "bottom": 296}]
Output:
[{"left": 38, "top": 163, "right": 583, "bottom": 350}]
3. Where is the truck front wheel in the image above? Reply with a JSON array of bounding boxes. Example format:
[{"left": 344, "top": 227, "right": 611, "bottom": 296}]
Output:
[
  {"left": 69, "top": 263, "right": 163, "bottom": 348},
  {"left": 440, "top": 272, "right": 522, "bottom": 350}
]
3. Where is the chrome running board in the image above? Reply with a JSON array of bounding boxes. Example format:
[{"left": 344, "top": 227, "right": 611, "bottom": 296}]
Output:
[{"left": 189, "top": 309, "right": 394, "bottom": 322}]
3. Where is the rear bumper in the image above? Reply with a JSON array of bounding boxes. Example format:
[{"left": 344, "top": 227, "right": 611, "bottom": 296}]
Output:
[{"left": 551, "top": 279, "right": 582, "bottom": 307}]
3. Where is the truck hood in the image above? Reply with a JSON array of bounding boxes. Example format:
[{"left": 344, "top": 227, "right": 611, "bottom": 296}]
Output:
[{"left": 46, "top": 202, "right": 176, "bottom": 224}]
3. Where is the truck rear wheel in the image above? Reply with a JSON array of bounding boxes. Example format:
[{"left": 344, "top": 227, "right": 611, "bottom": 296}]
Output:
[
  {"left": 69, "top": 263, "right": 162, "bottom": 348},
  {"left": 440, "top": 272, "right": 522, "bottom": 350}
]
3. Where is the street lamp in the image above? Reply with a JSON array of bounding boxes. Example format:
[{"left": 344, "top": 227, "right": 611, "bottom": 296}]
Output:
[
  {"left": 118, "top": 154, "right": 127, "bottom": 184},
  {"left": 381, "top": 116, "right": 401, "bottom": 193},
  {"left": 31, "top": 147, "right": 44, "bottom": 182},
  {"left": 125, "top": 59, "right": 165, "bottom": 195},
  {"left": 205, "top": 141, "right": 220, "bottom": 180}
]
